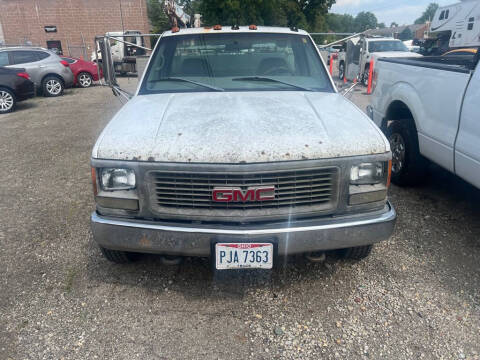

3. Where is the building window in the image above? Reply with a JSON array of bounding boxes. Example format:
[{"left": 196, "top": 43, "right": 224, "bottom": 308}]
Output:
[{"left": 46, "top": 40, "right": 63, "bottom": 55}]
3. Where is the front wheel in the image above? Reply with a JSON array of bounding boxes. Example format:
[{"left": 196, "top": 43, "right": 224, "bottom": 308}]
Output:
[
  {"left": 100, "top": 246, "right": 137, "bottom": 263},
  {"left": 362, "top": 68, "right": 369, "bottom": 86},
  {"left": 341, "top": 245, "right": 373, "bottom": 260},
  {"left": 338, "top": 62, "right": 345, "bottom": 80},
  {"left": 77, "top": 72, "right": 93, "bottom": 88},
  {"left": 42, "top": 76, "right": 64, "bottom": 97},
  {"left": 0, "top": 87, "right": 16, "bottom": 114}
]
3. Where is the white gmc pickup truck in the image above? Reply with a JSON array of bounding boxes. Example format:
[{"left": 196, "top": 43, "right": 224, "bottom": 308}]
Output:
[
  {"left": 91, "top": 26, "right": 396, "bottom": 269},
  {"left": 368, "top": 53, "right": 480, "bottom": 188}
]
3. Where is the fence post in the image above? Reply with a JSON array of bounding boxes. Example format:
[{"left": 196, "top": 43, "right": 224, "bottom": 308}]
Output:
[{"left": 367, "top": 59, "right": 374, "bottom": 94}]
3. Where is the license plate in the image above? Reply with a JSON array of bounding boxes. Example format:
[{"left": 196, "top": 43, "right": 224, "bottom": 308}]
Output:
[{"left": 215, "top": 243, "right": 273, "bottom": 270}]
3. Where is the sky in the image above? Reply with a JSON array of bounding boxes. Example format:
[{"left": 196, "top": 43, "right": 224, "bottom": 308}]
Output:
[{"left": 331, "top": 0, "right": 454, "bottom": 26}]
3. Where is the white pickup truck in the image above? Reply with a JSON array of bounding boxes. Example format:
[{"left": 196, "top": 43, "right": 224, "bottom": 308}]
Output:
[
  {"left": 368, "top": 53, "right": 480, "bottom": 188},
  {"left": 338, "top": 37, "right": 421, "bottom": 84},
  {"left": 91, "top": 26, "right": 396, "bottom": 268}
]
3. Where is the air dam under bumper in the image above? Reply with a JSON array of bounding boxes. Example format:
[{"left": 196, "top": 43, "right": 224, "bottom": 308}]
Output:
[{"left": 91, "top": 202, "right": 396, "bottom": 256}]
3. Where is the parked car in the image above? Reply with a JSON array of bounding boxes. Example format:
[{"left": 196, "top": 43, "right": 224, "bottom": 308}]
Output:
[
  {"left": 91, "top": 26, "right": 396, "bottom": 266},
  {"left": 60, "top": 56, "right": 103, "bottom": 88},
  {"left": 0, "top": 47, "right": 74, "bottom": 97},
  {"left": 0, "top": 66, "right": 35, "bottom": 114},
  {"left": 368, "top": 53, "right": 480, "bottom": 189}
]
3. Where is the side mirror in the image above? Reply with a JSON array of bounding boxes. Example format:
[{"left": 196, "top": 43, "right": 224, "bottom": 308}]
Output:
[{"left": 96, "top": 36, "right": 117, "bottom": 87}]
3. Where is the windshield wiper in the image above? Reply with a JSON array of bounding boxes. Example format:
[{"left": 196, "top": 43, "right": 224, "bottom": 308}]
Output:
[
  {"left": 231, "top": 76, "right": 313, "bottom": 91},
  {"left": 148, "top": 77, "right": 224, "bottom": 92}
]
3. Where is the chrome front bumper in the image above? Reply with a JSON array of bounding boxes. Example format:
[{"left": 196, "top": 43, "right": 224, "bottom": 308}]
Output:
[{"left": 91, "top": 202, "right": 396, "bottom": 256}]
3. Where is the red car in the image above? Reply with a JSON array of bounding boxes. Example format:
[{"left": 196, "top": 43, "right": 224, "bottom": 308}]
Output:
[{"left": 60, "top": 57, "right": 102, "bottom": 88}]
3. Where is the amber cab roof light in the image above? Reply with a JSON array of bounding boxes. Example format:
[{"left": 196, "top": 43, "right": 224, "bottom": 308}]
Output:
[
  {"left": 213, "top": 25, "right": 222, "bottom": 30},
  {"left": 249, "top": 25, "right": 257, "bottom": 30},
  {"left": 171, "top": 26, "right": 180, "bottom": 33}
]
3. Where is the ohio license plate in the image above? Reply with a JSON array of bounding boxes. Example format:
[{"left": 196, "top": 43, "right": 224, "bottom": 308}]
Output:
[{"left": 215, "top": 243, "right": 273, "bottom": 270}]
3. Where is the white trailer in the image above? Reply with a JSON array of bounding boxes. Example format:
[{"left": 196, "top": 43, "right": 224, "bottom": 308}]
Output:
[{"left": 430, "top": 0, "right": 480, "bottom": 48}]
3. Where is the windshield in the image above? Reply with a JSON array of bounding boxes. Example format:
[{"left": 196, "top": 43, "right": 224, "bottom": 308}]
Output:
[
  {"left": 368, "top": 40, "right": 408, "bottom": 52},
  {"left": 140, "top": 33, "right": 333, "bottom": 94}
]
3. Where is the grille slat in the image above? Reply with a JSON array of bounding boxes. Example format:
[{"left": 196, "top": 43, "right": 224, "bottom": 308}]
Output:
[
  {"left": 149, "top": 167, "right": 337, "bottom": 213},
  {"left": 153, "top": 176, "right": 332, "bottom": 187}
]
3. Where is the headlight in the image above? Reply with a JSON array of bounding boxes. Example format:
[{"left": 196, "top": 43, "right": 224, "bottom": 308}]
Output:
[
  {"left": 100, "top": 168, "right": 136, "bottom": 190},
  {"left": 350, "top": 162, "right": 385, "bottom": 185}
]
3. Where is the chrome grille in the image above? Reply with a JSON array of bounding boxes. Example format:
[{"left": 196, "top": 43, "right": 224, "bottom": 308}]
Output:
[{"left": 148, "top": 167, "right": 337, "bottom": 212}]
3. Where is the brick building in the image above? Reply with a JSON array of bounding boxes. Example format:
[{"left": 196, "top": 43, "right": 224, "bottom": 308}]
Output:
[{"left": 0, "top": 0, "right": 150, "bottom": 57}]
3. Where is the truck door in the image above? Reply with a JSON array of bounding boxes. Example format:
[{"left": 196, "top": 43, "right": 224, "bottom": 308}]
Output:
[{"left": 454, "top": 63, "right": 480, "bottom": 188}]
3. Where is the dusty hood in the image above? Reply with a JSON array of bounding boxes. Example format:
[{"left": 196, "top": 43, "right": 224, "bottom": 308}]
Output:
[
  {"left": 93, "top": 91, "right": 388, "bottom": 163},
  {"left": 371, "top": 51, "right": 422, "bottom": 59}
]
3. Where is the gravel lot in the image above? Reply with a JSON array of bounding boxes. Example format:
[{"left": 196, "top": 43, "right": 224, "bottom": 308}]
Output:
[{"left": 1, "top": 78, "right": 479, "bottom": 360}]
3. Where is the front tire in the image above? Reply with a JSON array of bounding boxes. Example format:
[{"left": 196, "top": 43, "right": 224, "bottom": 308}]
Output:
[
  {"left": 341, "top": 245, "right": 373, "bottom": 260},
  {"left": 338, "top": 62, "right": 345, "bottom": 80},
  {"left": 386, "top": 120, "right": 427, "bottom": 186},
  {"left": 42, "top": 75, "right": 64, "bottom": 97},
  {"left": 0, "top": 87, "right": 16, "bottom": 114},
  {"left": 100, "top": 246, "right": 136, "bottom": 263},
  {"left": 362, "top": 67, "right": 369, "bottom": 86},
  {"left": 77, "top": 72, "right": 93, "bottom": 88}
]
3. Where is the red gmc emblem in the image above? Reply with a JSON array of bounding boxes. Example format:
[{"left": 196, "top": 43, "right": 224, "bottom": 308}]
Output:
[{"left": 212, "top": 186, "right": 275, "bottom": 202}]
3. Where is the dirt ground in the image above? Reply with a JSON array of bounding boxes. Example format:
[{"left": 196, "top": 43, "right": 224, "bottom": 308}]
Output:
[{"left": 0, "top": 78, "right": 479, "bottom": 360}]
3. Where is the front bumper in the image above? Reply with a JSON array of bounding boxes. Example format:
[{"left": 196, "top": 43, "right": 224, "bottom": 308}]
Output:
[{"left": 91, "top": 201, "right": 396, "bottom": 257}]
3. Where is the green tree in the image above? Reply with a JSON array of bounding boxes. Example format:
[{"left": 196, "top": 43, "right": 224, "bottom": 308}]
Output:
[
  {"left": 415, "top": 3, "right": 439, "bottom": 24},
  {"left": 390, "top": 22, "right": 398, "bottom": 27},
  {"left": 326, "top": 13, "right": 355, "bottom": 33},
  {"left": 378, "top": 22, "right": 386, "bottom": 29},
  {"left": 354, "top": 11, "right": 377, "bottom": 32},
  {"left": 199, "top": 0, "right": 335, "bottom": 31},
  {"left": 147, "top": 0, "right": 170, "bottom": 33},
  {"left": 398, "top": 27, "right": 413, "bottom": 40}
]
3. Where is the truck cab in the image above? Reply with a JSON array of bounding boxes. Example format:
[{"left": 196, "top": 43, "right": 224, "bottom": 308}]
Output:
[{"left": 91, "top": 26, "right": 396, "bottom": 268}]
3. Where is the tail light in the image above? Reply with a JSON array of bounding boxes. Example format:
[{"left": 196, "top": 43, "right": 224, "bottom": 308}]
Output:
[
  {"left": 60, "top": 60, "right": 69, "bottom": 67},
  {"left": 372, "top": 69, "right": 378, "bottom": 93},
  {"left": 17, "top": 72, "right": 30, "bottom": 80}
]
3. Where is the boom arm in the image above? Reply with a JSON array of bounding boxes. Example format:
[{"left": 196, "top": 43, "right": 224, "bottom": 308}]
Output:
[{"left": 163, "top": 0, "right": 191, "bottom": 28}]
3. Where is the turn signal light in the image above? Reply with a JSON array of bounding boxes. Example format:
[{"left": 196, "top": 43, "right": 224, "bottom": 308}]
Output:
[
  {"left": 386, "top": 160, "right": 392, "bottom": 188},
  {"left": 91, "top": 167, "right": 98, "bottom": 196},
  {"left": 60, "top": 60, "right": 69, "bottom": 67},
  {"left": 16, "top": 72, "right": 30, "bottom": 80},
  {"left": 249, "top": 24, "right": 257, "bottom": 30}
]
